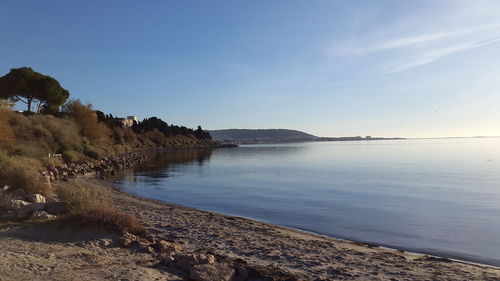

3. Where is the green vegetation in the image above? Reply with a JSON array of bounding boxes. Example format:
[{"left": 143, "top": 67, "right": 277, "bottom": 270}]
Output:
[{"left": 0, "top": 67, "right": 69, "bottom": 113}]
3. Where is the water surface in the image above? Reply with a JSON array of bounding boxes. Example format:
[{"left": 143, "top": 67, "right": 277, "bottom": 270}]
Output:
[{"left": 112, "top": 138, "right": 500, "bottom": 266}]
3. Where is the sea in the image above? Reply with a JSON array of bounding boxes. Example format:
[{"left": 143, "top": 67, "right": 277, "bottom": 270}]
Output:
[{"left": 112, "top": 137, "right": 500, "bottom": 266}]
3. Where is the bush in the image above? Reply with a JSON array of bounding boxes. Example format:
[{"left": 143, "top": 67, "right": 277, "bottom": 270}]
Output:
[
  {"left": 55, "top": 181, "right": 108, "bottom": 212},
  {"left": 62, "top": 150, "right": 83, "bottom": 163},
  {"left": 0, "top": 108, "right": 14, "bottom": 146},
  {"left": 62, "top": 99, "right": 112, "bottom": 144},
  {"left": 8, "top": 113, "right": 83, "bottom": 156},
  {"left": 0, "top": 149, "right": 9, "bottom": 171},
  {"left": 62, "top": 207, "right": 147, "bottom": 237},
  {"left": 13, "top": 142, "right": 48, "bottom": 159},
  {"left": 83, "top": 146, "right": 106, "bottom": 160},
  {"left": 0, "top": 156, "right": 50, "bottom": 195}
]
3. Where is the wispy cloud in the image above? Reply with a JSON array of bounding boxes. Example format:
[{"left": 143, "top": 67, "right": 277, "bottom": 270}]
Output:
[
  {"left": 366, "top": 23, "right": 500, "bottom": 54},
  {"left": 386, "top": 36, "right": 500, "bottom": 74},
  {"left": 327, "top": 0, "right": 500, "bottom": 75}
]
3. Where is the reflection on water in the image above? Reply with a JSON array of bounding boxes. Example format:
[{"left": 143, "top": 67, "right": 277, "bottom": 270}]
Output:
[
  {"left": 113, "top": 139, "right": 500, "bottom": 266},
  {"left": 119, "top": 149, "right": 213, "bottom": 184}
]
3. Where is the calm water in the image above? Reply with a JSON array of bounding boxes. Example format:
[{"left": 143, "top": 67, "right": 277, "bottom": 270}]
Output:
[{"left": 112, "top": 138, "right": 500, "bottom": 266}]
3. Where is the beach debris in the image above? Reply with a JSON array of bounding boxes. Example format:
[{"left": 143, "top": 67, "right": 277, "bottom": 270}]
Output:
[{"left": 190, "top": 263, "right": 236, "bottom": 281}]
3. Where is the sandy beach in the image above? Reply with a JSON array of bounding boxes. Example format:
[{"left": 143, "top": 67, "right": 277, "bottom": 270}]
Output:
[{"left": 0, "top": 177, "right": 499, "bottom": 281}]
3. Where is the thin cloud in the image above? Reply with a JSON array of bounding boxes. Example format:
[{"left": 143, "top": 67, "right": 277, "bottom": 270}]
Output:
[
  {"left": 386, "top": 36, "right": 500, "bottom": 74},
  {"left": 338, "top": 23, "right": 500, "bottom": 56}
]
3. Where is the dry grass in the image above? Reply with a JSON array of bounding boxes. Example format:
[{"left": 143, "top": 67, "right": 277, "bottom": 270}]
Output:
[
  {"left": 62, "top": 150, "right": 83, "bottom": 163},
  {"left": 0, "top": 108, "right": 14, "bottom": 147},
  {"left": 55, "top": 181, "right": 108, "bottom": 212},
  {"left": 0, "top": 156, "right": 51, "bottom": 195},
  {"left": 61, "top": 207, "right": 147, "bottom": 237}
]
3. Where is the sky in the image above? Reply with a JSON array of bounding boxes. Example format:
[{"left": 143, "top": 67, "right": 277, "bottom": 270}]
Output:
[{"left": 1, "top": 0, "right": 499, "bottom": 138}]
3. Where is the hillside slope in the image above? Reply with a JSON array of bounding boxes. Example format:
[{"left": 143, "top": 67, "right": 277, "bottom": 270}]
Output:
[{"left": 209, "top": 129, "right": 319, "bottom": 143}]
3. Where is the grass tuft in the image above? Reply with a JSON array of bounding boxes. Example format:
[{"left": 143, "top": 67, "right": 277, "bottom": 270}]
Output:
[{"left": 62, "top": 207, "right": 147, "bottom": 237}]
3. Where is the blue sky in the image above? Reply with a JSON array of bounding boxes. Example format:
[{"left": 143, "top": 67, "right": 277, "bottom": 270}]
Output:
[{"left": 1, "top": 0, "right": 499, "bottom": 137}]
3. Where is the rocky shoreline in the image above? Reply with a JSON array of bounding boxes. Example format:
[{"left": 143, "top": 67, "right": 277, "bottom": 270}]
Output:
[{"left": 40, "top": 149, "right": 154, "bottom": 182}]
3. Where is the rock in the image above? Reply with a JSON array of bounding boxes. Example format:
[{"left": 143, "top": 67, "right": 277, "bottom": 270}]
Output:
[
  {"left": 30, "top": 211, "right": 56, "bottom": 220},
  {"left": 99, "top": 239, "right": 113, "bottom": 247},
  {"left": 174, "top": 253, "right": 216, "bottom": 272},
  {"left": 45, "top": 196, "right": 59, "bottom": 203},
  {"left": 43, "top": 202, "right": 68, "bottom": 215},
  {"left": 22, "top": 202, "right": 45, "bottom": 212},
  {"left": 190, "top": 263, "right": 236, "bottom": 281},
  {"left": 10, "top": 188, "right": 26, "bottom": 198},
  {"left": 234, "top": 266, "right": 249, "bottom": 281},
  {"left": 151, "top": 240, "right": 182, "bottom": 253},
  {"left": 28, "top": 194, "right": 46, "bottom": 204},
  {"left": 161, "top": 254, "right": 176, "bottom": 265},
  {"left": 4, "top": 199, "right": 31, "bottom": 211},
  {"left": 119, "top": 233, "right": 137, "bottom": 247},
  {"left": 0, "top": 211, "right": 18, "bottom": 219}
]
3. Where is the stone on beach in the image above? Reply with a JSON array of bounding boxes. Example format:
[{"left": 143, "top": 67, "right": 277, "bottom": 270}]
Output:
[
  {"left": 151, "top": 240, "right": 182, "bottom": 253},
  {"left": 173, "top": 253, "right": 216, "bottom": 272},
  {"left": 190, "top": 263, "right": 236, "bottom": 281}
]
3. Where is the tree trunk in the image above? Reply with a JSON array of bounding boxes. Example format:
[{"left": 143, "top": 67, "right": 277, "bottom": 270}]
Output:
[{"left": 27, "top": 97, "right": 32, "bottom": 112}]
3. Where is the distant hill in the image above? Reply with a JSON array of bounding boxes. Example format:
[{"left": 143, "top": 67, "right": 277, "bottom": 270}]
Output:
[{"left": 209, "top": 129, "right": 320, "bottom": 143}]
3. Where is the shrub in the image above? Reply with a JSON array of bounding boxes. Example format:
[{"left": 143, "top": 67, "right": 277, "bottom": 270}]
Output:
[
  {"left": 0, "top": 156, "right": 50, "bottom": 195},
  {"left": 83, "top": 146, "right": 106, "bottom": 160},
  {"left": 55, "top": 181, "right": 108, "bottom": 212},
  {"left": 0, "top": 149, "right": 9, "bottom": 171},
  {"left": 0, "top": 108, "right": 14, "bottom": 146},
  {"left": 8, "top": 113, "right": 84, "bottom": 155},
  {"left": 62, "top": 99, "right": 112, "bottom": 144},
  {"left": 13, "top": 142, "right": 49, "bottom": 159},
  {"left": 62, "top": 207, "right": 147, "bottom": 237},
  {"left": 62, "top": 150, "right": 83, "bottom": 163}
]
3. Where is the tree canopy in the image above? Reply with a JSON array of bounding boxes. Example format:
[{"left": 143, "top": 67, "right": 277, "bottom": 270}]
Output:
[
  {"left": 131, "top": 117, "right": 212, "bottom": 140},
  {"left": 0, "top": 67, "right": 69, "bottom": 112}
]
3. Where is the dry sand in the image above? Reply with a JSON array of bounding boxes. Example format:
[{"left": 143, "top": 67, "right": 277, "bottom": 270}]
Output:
[{"left": 1, "top": 177, "right": 499, "bottom": 280}]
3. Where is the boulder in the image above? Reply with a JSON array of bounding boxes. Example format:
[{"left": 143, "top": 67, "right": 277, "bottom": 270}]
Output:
[
  {"left": 235, "top": 266, "right": 249, "bottom": 281},
  {"left": 151, "top": 240, "right": 182, "bottom": 253},
  {"left": 43, "top": 202, "right": 68, "bottom": 215},
  {"left": 23, "top": 202, "right": 45, "bottom": 212},
  {"left": 30, "top": 210, "right": 56, "bottom": 220},
  {"left": 0, "top": 211, "right": 18, "bottom": 220},
  {"left": 4, "top": 199, "right": 31, "bottom": 211},
  {"left": 119, "top": 232, "right": 138, "bottom": 247},
  {"left": 174, "top": 253, "right": 216, "bottom": 272},
  {"left": 190, "top": 263, "right": 236, "bottom": 281},
  {"left": 10, "top": 188, "right": 26, "bottom": 198},
  {"left": 28, "top": 194, "right": 46, "bottom": 204}
]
